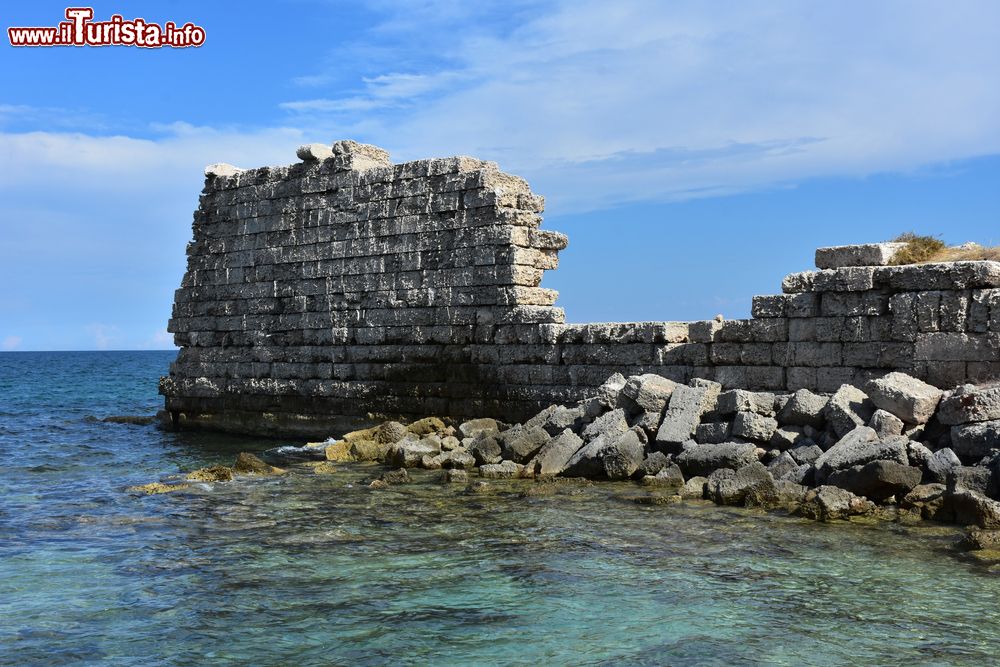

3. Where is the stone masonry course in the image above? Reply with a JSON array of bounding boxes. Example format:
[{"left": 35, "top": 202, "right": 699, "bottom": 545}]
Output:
[{"left": 160, "top": 141, "right": 1000, "bottom": 437}]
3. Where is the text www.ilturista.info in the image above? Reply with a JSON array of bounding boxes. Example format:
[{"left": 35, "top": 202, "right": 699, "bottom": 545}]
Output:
[{"left": 8, "top": 7, "right": 205, "bottom": 48}]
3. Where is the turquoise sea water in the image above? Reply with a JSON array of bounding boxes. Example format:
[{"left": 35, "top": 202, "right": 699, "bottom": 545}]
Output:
[{"left": 2, "top": 351, "right": 1000, "bottom": 666}]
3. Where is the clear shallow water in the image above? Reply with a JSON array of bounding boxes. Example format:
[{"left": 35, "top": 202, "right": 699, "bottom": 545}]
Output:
[{"left": 2, "top": 352, "right": 1000, "bottom": 666}]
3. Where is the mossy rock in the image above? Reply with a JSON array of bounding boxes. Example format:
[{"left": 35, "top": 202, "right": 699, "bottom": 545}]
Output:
[
  {"left": 309, "top": 461, "right": 339, "bottom": 475},
  {"left": 325, "top": 441, "right": 354, "bottom": 462},
  {"left": 185, "top": 465, "right": 234, "bottom": 483},
  {"left": 233, "top": 452, "right": 284, "bottom": 476},
  {"left": 406, "top": 417, "right": 446, "bottom": 436},
  {"left": 127, "top": 482, "right": 190, "bottom": 495},
  {"left": 342, "top": 421, "right": 408, "bottom": 445},
  {"left": 350, "top": 439, "right": 391, "bottom": 462}
]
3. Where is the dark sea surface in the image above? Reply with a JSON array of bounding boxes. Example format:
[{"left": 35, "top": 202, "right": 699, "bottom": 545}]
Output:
[{"left": 2, "top": 351, "right": 1000, "bottom": 666}]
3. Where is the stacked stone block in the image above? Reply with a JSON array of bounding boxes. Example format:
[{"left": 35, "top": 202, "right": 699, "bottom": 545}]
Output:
[{"left": 161, "top": 145, "right": 1000, "bottom": 436}]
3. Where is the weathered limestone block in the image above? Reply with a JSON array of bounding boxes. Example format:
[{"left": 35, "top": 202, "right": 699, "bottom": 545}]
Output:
[
  {"left": 813, "top": 427, "right": 908, "bottom": 483},
  {"left": 874, "top": 262, "right": 1000, "bottom": 291},
  {"left": 296, "top": 143, "right": 334, "bottom": 162},
  {"left": 824, "top": 384, "right": 874, "bottom": 438},
  {"left": 865, "top": 372, "right": 943, "bottom": 424},
  {"left": 676, "top": 442, "right": 759, "bottom": 477},
  {"left": 656, "top": 381, "right": 721, "bottom": 448},
  {"left": 950, "top": 421, "right": 1000, "bottom": 460},
  {"left": 938, "top": 384, "right": 1000, "bottom": 425},
  {"left": 814, "top": 243, "right": 907, "bottom": 269},
  {"left": 915, "top": 333, "right": 1000, "bottom": 363}
]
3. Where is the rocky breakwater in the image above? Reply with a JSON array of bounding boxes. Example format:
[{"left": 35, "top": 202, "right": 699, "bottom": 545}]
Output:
[{"left": 262, "top": 370, "right": 1000, "bottom": 551}]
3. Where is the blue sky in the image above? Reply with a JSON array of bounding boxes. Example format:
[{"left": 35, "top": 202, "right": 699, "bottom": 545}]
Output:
[{"left": 1, "top": 0, "right": 998, "bottom": 350}]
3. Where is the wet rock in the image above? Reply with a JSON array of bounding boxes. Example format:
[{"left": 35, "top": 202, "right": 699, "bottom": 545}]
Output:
[
  {"left": 185, "top": 465, "right": 234, "bottom": 483},
  {"left": 127, "top": 482, "right": 190, "bottom": 495},
  {"left": 869, "top": 409, "right": 904, "bottom": 439},
  {"left": 947, "top": 466, "right": 998, "bottom": 498},
  {"left": 406, "top": 417, "right": 446, "bottom": 436},
  {"left": 641, "top": 464, "right": 684, "bottom": 488},
  {"left": 732, "top": 412, "right": 778, "bottom": 443},
  {"left": 368, "top": 479, "right": 390, "bottom": 490},
  {"left": 865, "top": 372, "right": 943, "bottom": 425},
  {"left": 959, "top": 528, "right": 1000, "bottom": 551},
  {"left": 581, "top": 408, "right": 629, "bottom": 442},
  {"left": 679, "top": 476, "right": 708, "bottom": 499},
  {"left": 499, "top": 425, "right": 550, "bottom": 463},
  {"left": 774, "top": 480, "right": 809, "bottom": 506},
  {"left": 824, "top": 385, "right": 874, "bottom": 438},
  {"left": 638, "top": 451, "right": 671, "bottom": 477},
  {"left": 379, "top": 468, "right": 411, "bottom": 485},
  {"left": 600, "top": 431, "right": 646, "bottom": 480},
  {"left": 261, "top": 444, "right": 327, "bottom": 464},
  {"left": 717, "top": 390, "right": 776, "bottom": 416},
  {"left": 458, "top": 418, "right": 499, "bottom": 439},
  {"left": 309, "top": 461, "right": 339, "bottom": 475},
  {"left": 813, "top": 427, "right": 908, "bottom": 483},
  {"left": 480, "top": 461, "right": 524, "bottom": 479},
  {"left": 707, "top": 463, "right": 777, "bottom": 507},
  {"left": 826, "top": 460, "right": 923, "bottom": 502},
  {"left": 675, "top": 442, "right": 759, "bottom": 477},
  {"left": 102, "top": 415, "right": 157, "bottom": 425},
  {"left": 389, "top": 438, "right": 440, "bottom": 468},
  {"left": 777, "top": 389, "right": 828, "bottom": 428},
  {"left": 937, "top": 384, "right": 1000, "bottom": 425},
  {"left": 620, "top": 373, "right": 678, "bottom": 414},
  {"left": 901, "top": 483, "right": 948, "bottom": 520},
  {"left": 441, "top": 468, "right": 469, "bottom": 484},
  {"left": 695, "top": 422, "right": 732, "bottom": 444},
  {"left": 233, "top": 452, "right": 283, "bottom": 475},
  {"left": 797, "top": 486, "right": 875, "bottom": 521},
  {"left": 469, "top": 434, "right": 503, "bottom": 466},
  {"left": 950, "top": 421, "right": 1000, "bottom": 460},
  {"left": 949, "top": 489, "right": 1000, "bottom": 528},
  {"left": 324, "top": 441, "right": 354, "bottom": 462},
  {"left": 524, "top": 430, "right": 584, "bottom": 477}
]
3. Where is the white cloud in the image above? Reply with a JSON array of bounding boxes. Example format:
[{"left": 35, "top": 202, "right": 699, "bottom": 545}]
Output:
[
  {"left": 86, "top": 323, "right": 121, "bottom": 351},
  {"left": 1, "top": 335, "right": 22, "bottom": 351},
  {"left": 141, "top": 329, "right": 176, "bottom": 350},
  {"left": 279, "top": 0, "right": 1000, "bottom": 211}
]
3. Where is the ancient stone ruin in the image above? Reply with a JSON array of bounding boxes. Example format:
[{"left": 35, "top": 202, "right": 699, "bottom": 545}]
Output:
[{"left": 160, "top": 140, "right": 1000, "bottom": 437}]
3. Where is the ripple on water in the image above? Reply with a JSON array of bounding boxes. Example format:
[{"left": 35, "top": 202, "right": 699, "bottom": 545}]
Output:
[{"left": 4, "top": 351, "right": 1000, "bottom": 665}]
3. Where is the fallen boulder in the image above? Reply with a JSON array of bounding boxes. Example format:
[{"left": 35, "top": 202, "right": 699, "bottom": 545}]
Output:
[
  {"left": 675, "top": 442, "right": 759, "bottom": 477},
  {"left": 826, "top": 460, "right": 922, "bottom": 502},
  {"left": 865, "top": 372, "right": 942, "bottom": 425}
]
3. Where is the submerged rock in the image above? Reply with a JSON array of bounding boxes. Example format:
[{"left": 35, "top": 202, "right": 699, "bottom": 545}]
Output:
[{"left": 127, "top": 482, "right": 190, "bottom": 495}]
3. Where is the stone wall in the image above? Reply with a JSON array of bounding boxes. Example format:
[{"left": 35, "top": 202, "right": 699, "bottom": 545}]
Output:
[{"left": 161, "top": 141, "right": 1000, "bottom": 437}]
